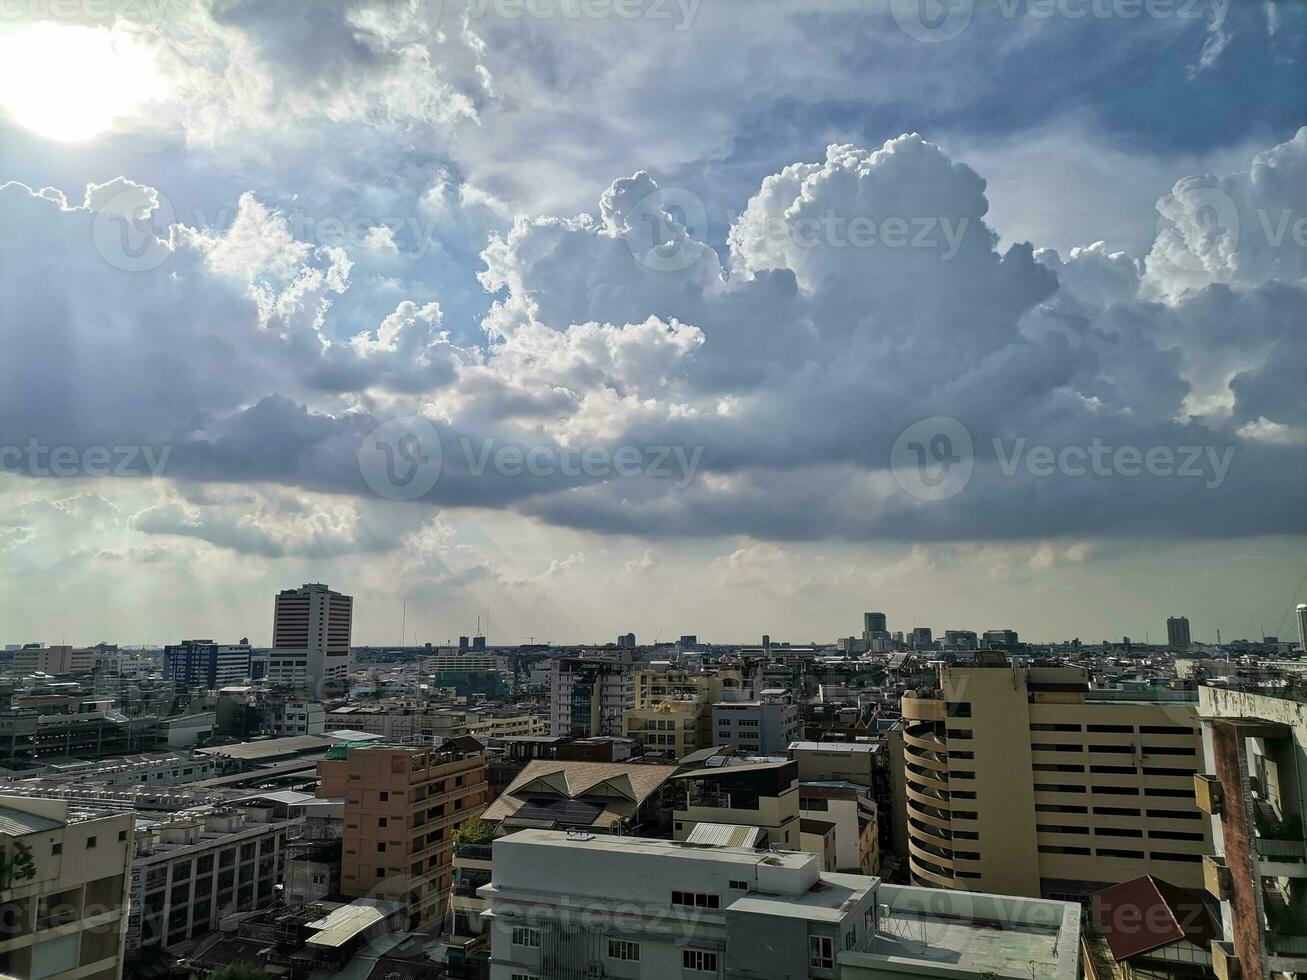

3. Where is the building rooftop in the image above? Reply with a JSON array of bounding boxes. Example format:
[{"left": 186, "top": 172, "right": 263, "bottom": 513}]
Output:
[
  {"left": 196, "top": 734, "right": 331, "bottom": 761},
  {"left": 728, "top": 870, "right": 873, "bottom": 923},
  {"left": 0, "top": 804, "right": 62, "bottom": 835}
]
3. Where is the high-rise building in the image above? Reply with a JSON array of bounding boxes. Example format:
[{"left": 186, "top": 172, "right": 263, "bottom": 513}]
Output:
[
  {"left": 269, "top": 583, "right": 352, "bottom": 694},
  {"left": 910, "top": 626, "right": 933, "bottom": 649},
  {"left": 863, "top": 612, "right": 887, "bottom": 634},
  {"left": 982, "top": 629, "right": 1019, "bottom": 649},
  {"left": 162, "top": 639, "right": 252, "bottom": 688},
  {"left": 0, "top": 795, "right": 134, "bottom": 980},
  {"left": 1195, "top": 681, "right": 1307, "bottom": 980},
  {"left": 549, "top": 657, "right": 635, "bottom": 738},
  {"left": 316, "top": 742, "right": 487, "bottom": 930},
  {"left": 1167, "top": 616, "right": 1192, "bottom": 650},
  {"left": 617, "top": 632, "right": 636, "bottom": 648},
  {"left": 899, "top": 660, "right": 1211, "bottom": 901},
  {"left": 1297, "top": 603, "right": 1307, "bottom": 653}
]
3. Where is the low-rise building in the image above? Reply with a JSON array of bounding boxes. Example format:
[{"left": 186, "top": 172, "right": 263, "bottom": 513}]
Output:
[
  {"left": 127, "top": 796, "right": 300, "bottom": 956},
  {"left": 480, "top": 829, "right": 1082, "bottom": 980},
  {"left": 0, "top": 795, "right": 134, "bottom": 980},
  {"left": 672, "top": 759, "right": 801, "bottom": 848}
]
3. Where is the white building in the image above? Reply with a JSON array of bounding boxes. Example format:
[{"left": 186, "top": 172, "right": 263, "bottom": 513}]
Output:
[
  {"left": 0, "top": 795, "right": 135, "bottom": 980},
  {"left": 480, "top": 829, "right": 1081, "bottom": 980},
  {"left": 127, "top": 796, "right": 302, "bottom": 956},
  {"left": 712, "top": 690, "right": 800, "bottom": 754}
]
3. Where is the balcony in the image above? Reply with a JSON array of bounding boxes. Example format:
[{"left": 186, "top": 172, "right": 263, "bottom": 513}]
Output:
[
  {"left": 1210, "top": 940, "right": 1240, "bottom": 980},
  {"left": 1194, "top": 774, "right": 1223, "bottom": 816},
  {"left": 453, "top": 842, "right": 494, "bottom": 863},
  {"left": 1203, "top": 854, "right": 1232, "bottom": 901}
]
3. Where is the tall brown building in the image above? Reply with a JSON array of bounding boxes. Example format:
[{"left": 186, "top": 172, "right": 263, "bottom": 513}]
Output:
[
  {"left": 317, "top": 742, "right": 487, "bottom": 929},
  {"left": 900, "top": 660, "right": 1211, "bottom": 901}
]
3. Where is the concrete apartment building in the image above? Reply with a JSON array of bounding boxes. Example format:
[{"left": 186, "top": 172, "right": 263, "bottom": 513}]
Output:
[
  {"left": 900, "top": 660, "right": 1211, "bottom": 901},
  {"left": 9, "top": 645, "right": 96, "bottom": 676},
  {"left": 1196, "top": 681, "right": 1307, "bottom": 980},
  {"left": 623, "top": 667, "right": 745, "bottom": 759},
  {"left": 317, "top": 742, "right": 487, "bottom": 930},
  {"left": 712, "top": 689, "right": 801, "bottom": 754},
  {"left": 0, "top": 795, "right": 134, "bottom": 980},
  {"left": 548, "top": 657, "right": 634, "bottom": 738},
  {"left": 0, "top": 699, "right": 158, "bottom": 766},
  {"left": 162, "top": 640, "right": 252, "bottom": 689},
  {"left": 127, "top": 799, "right": 295, "bottom": 957},
  {"left": 480, "top": 829, "right": 1082, "bottom": 980},
  {"left": 269, "top": 583, "right": 353, "bottom": 695}
]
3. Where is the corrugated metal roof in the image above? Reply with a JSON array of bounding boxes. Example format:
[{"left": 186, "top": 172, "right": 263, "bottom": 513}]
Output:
[
  {"left": 0, "top": 805, "right": 61, "bottom": 836},
  {"left": 685, "top": 822, "right": 762, "bottom": 848}
]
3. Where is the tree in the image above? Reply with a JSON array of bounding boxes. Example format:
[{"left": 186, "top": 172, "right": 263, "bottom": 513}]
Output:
[
  {"left": 0, "top": 841, "right": 36, "bottom": 890},
  {"left": 206, "top": 963, "right": 267, "bottom": 980}
]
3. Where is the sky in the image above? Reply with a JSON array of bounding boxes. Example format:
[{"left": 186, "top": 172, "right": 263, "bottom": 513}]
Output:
[{"left": 1, "top": 0, "right": 1305, "bottom": 648}]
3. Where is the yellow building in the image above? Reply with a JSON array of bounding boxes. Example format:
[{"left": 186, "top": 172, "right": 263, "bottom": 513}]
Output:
[
  {"left": 900, "top": 661, "right": 1211, "bottom": 901},
  {"left": 622, "top": 667, "right": 744, "bottom": 759}
]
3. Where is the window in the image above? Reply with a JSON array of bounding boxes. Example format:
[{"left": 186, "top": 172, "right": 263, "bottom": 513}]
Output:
[
  {"left": 729, "top": 879, "right": 748, "bottom": 890},
  {"left": 607, "top": 938, "right": 640, "bottom": 961},
  {"left": 86, "top": 836, "right": 97, "bottom": 848},
  {"left": 671, "top": 890, "right": 719, "bottom": 909},
  {"left": 379, "top": 791, "right": 389, "bottom": 802},
  {"left": 510, "top": 974, "right": 539, "bottom": 980},
  {"left": 512, "top": 927, "right": 541, "bottom": 948},
  {"left": 809, "top": 935, "right": 834, "bottom": 969},
  {"left": 119, "top": 830, "right": 128, "bottom": 841},
  {"left": 682, "top": 949, "right": 718, "bottom": 972},
  {"left": 844, "top": 930, "right": 856, "bottom": 951},
  {"left": 378, "top": 842, "right": 386, "bottom": 852},
  {"left": 51, "top": 842, "right": 62, "bottom": 855},
  {"left": 379, "top": 817, "right": 388, "bottom": 827}
]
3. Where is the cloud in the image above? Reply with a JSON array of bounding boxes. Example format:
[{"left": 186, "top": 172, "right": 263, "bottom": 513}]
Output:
[{"left": 3, "top": 128, "right": 1306, "bottom": 548}]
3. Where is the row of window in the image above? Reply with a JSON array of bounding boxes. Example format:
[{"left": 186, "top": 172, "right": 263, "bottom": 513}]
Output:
[{"left": 510, "top": 931, "right": 716, "bottom": 972}]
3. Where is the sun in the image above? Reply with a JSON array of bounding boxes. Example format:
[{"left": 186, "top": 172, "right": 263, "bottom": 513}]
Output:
[{"left": 0, "top": 23, "right": 165, "bottom": 142}]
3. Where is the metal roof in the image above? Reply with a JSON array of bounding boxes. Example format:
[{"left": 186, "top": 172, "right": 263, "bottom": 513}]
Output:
[
  {"left": 0, "top": 805, "right": 62, "bottom": 836},
  {"left": 685, "top": 822, "right": 762, "bottom": 848}
]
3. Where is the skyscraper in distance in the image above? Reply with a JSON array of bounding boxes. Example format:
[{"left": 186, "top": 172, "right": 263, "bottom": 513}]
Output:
[
  {"left": 1166, "top": 616, "right": 1192, "bottom": 650},
  {"left": 1298, "top": 603, "right": 1307, "bottom": 653}
]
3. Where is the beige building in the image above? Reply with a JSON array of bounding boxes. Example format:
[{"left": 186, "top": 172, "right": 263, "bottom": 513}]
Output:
[
  {"left": 10, "top": 646, "right": 96, "bottom": 677},
  {"left": 463, "top": 710, "right": 547, "bottom": 739},
  {"left": 0, "top": 795, "right": 134, "bottom": 980},
  {"left": 901, "top": 661, "right": 1211, "bottom": 900},
  {"left": 316, "top": 742, "right": 487, "bottom": 929},
  {"left": 622, "top": 666, "right": 744, "bottom": 758}
]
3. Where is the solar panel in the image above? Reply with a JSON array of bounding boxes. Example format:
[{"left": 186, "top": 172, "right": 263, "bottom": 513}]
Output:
[{"left": 513, "top": 799, "right": 604, "bottom": 826}]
